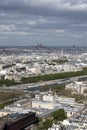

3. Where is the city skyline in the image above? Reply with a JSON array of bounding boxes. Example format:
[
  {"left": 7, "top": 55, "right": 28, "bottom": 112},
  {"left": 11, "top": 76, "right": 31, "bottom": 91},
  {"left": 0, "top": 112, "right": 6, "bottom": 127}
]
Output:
[{"left": 0, "top": 0, "right": 87, "bottom": 46}]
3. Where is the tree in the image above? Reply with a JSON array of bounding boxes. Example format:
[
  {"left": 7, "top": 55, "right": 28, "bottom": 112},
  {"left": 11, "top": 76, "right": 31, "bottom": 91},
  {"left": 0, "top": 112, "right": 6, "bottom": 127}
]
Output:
[
  {"left": 42, "top": 119, "right": 53, "bottom": 129},
  {"left": 52, "top": 109, "right": 67, "bottom": 121}
]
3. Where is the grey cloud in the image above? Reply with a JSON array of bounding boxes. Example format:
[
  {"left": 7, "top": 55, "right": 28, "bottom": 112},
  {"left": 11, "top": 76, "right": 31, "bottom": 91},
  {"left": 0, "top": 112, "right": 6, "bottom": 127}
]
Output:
[
  {"left": 0, "top": 0, "right": 87, "bottom": 23},
  {"left": 0, "top": 0, "right": 87, "bottom": 46},
  {"left": 0, "top": 0, "right": 87, "bottom": 16}
]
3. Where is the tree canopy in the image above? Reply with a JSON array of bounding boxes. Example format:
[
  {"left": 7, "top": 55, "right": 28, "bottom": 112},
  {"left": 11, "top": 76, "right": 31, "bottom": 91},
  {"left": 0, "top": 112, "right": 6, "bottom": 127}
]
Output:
[{"left": 52, "top": 108, "right": 67, "bottom": 121}]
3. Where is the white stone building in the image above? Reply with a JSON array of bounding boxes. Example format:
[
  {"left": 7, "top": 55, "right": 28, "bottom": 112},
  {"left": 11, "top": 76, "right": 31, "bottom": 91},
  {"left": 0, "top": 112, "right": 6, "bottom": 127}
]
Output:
[
  {"left": 65, "top": 81, "right": 87, "bottom": 94},
  {"left": 32, "top": 100, "right": 54, "bottom": 109}
]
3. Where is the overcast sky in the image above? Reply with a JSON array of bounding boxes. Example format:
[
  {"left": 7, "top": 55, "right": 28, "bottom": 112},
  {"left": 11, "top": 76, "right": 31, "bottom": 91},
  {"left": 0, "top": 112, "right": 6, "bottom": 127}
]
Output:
[{"left": 0, "top": 0, "right": 87, "bottom": 46}]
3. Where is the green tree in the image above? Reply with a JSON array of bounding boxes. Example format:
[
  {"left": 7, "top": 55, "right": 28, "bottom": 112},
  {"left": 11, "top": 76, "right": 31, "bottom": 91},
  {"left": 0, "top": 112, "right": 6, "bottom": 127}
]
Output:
[
  {"left": 42, "top": 119, "right": 53, "bottom": 129},
  {"left": 52, "top": 109, "right": 67, "bottom": 121}
]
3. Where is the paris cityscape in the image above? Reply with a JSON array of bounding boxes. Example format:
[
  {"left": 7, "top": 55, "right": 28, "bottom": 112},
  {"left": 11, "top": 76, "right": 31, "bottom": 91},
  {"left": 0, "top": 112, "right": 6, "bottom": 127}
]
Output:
[
  {"left": 0, "top": 0, "right": 87, "bottom": 130},
  {"left": 0, "top": 46, "right": 87, "bottom": 130}
]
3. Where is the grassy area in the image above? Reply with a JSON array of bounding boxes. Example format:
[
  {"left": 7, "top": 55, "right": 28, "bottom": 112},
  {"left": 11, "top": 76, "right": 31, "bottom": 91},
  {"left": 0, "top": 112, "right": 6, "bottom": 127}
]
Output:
[
  {"left": 0, "top": 100, "right": 15, "bottom": 109},
  {"left": 0, "top": 91, "right": 21, "bottom": 109},
  {"left": 0, "top": 79, "right": 20, "bottom": 86},
  {"left": 0, "top": 91, "right": 21, "bottom": 102},
  {"left": 0, "top": 67, "right": 87, "bottom": 86},
  {"left": 21, "top": 67, "right": 87, "bottom": 84},
  {"left": 52, "top": 59, "right": 68, "bottom": 64}
]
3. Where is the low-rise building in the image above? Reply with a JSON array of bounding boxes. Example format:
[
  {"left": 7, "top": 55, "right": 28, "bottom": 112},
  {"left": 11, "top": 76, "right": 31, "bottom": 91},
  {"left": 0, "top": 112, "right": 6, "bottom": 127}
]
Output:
[{"left": 66, "top": 81, "right": 87, "bottom": 94}]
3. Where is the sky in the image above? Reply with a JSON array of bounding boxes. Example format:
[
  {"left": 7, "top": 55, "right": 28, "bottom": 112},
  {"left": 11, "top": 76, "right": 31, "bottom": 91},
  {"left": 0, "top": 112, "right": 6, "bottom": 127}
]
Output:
[{"left": 0, "top": 0, "right": 87, "bottom": 46}]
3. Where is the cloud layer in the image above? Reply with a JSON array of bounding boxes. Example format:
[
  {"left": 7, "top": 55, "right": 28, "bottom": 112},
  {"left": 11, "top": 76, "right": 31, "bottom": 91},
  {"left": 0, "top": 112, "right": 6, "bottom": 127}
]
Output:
[{"left": 0, "top": 0, "right": 87, "bottom": 46}]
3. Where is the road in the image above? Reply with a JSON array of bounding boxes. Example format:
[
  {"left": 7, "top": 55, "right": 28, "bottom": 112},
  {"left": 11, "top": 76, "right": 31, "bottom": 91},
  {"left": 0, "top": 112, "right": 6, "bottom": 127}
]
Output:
[{"left": 0, "top": 75, "right": 87, "bottom": 91}]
